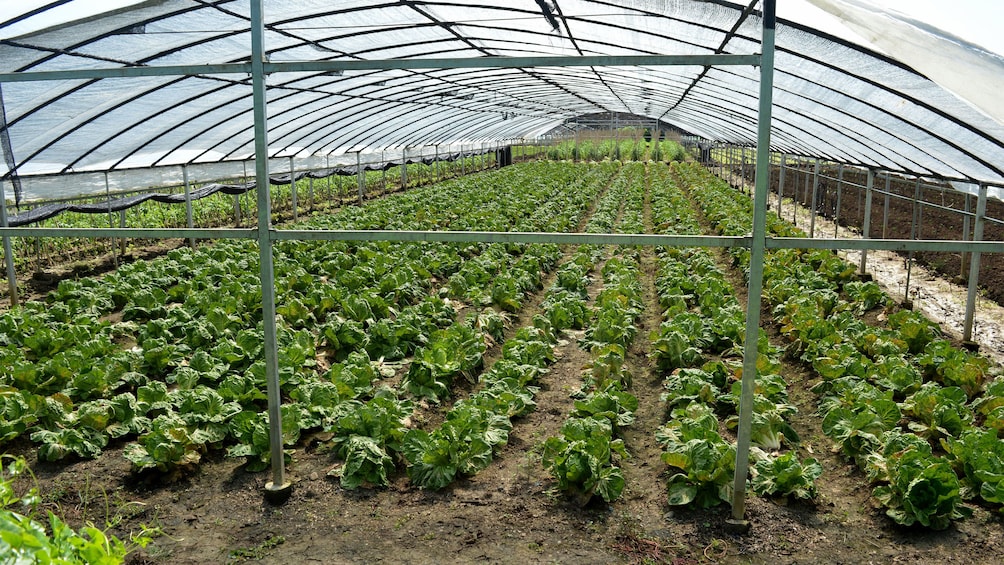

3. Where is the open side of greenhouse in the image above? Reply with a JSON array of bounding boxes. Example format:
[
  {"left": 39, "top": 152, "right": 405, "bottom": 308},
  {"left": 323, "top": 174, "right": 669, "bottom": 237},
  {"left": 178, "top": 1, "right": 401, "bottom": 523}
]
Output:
[{"left": 1, "top": 0, "right": 1003, "bottom": 533}]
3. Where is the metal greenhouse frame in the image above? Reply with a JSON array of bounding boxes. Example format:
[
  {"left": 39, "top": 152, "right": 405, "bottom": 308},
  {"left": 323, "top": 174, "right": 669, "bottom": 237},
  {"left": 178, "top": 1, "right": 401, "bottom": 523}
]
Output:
[{"left": 1, "top": 0, "right": 1002, "bottom": 527}]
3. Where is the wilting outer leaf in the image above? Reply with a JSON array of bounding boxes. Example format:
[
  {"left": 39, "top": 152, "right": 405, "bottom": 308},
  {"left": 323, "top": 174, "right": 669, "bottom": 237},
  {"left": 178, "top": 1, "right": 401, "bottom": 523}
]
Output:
[
  {"left": 335, "top": 435, "right": 395, "bottom": 489},
  {"left": 751, "top": 453, "right": 822, "bottom": 500}
]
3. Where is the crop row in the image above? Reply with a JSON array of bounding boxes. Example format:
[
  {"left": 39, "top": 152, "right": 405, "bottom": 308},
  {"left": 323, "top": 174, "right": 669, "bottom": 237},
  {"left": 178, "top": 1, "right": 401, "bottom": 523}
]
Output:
[
  {"left": 678, "top": 161, "right": 1002, "bottom": 529},
  {"left": 542, "top": 162, "right": 648, "bottom": 504},
  {"left": 0, "top": 162, "right": 617, "bottom": 482},
  {"left": 648, "top": 162, "right": 820, "bottom": 508}
]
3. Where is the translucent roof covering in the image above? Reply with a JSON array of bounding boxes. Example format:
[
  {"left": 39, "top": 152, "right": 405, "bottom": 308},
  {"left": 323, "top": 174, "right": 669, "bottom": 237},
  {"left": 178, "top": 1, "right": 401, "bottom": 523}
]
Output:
[{"left": 1, "top": 0, "right": 1003, "bottom": 202}]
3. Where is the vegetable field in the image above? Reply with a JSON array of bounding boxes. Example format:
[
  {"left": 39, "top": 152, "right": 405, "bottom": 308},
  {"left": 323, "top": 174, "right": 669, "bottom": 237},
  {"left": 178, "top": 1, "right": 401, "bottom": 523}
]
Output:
[{"left": 2, "top": 160, "right": 1003, "bottom": 564}]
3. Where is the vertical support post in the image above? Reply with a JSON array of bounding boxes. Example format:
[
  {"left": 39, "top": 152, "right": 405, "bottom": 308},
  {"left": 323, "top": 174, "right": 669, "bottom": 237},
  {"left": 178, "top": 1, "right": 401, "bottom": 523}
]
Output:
[
  {"left": 236, "top": 161, "right": 246, "bottom": 226},
  {"left": 356, "top": 152, "right": 365, "bottom": 205},
  {"left": 741, "top": 146, "right": 747, "bottom": 191},
  {"left": 182, "top": 165, "right": 195, "bottom": 248},
  {"left": 856, "top": 169, "right": 864, "bottom": 223},
  {"left": 105, "top": 172, "right": 118, "bottom": 267},
  {"left": 802, "top": 165, "right": 810, "bottom": 210},
  {"left": 434, "top": 145, "right": 439, "bottom": 182},
  {"left": 613, "top": 113, "right": 619, "bottom": 159},
  {"left": 960, "top": 193, "right": 971, "bottom": 280},
  {"left": 731, "top": 0, "right": 775, "bottom": 527},
  {"left": 834, "top": 164, "right": 844, "bottom": 237},
  {"left": 881, "top": 173, "right": 891, "bottom": 239},
  {"left": 859, "top": 169, "right": 874, "bottom": 275},
  {"left": 903, "top": 178, "right": 922, "bottom": 307},
  {"left": 401, "top": 147, "right": 408, "bottom": 190},
  {"left": 0, "top": 177, "right": 17, "bottom": 306},
  {"left": 776, "top": 154, "right": 786, "bottom": 219},
  {"left": 809, "top": 159, "right": 820, "bottom": 237},
  {"left": 730, "top": 146, "right": 736, "bottom": 184},
  {"left": 119, "top": 209, "right": 127, "bottom": 255},
  {"left": 325, "top": 155, "right": 332, "bottom": 199},
  {"left": 250, "top": 0, "right": 290, "bottom": 502},
  {"left": 308, "top": 177, "right": 314, "bottom": 212},
  {"left": 792, "top": 157, "right": 798, "bottom": 225},
  {"left": 289, "top": 157, "right": 297, "bottom": 222},
  {"left": 963, "top": 184, "right": 987, "bottom": 345},
  {"left": 916, "top": 179, "right": 923, "bottom": 240},
  {"left": 574, "top": 122, "right": 579, "bottom": 162}
]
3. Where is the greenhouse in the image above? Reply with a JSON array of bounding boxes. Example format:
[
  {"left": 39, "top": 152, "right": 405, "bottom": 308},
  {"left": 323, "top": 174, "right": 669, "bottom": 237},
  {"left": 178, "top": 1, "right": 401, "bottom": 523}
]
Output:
[{"left": 1, "top": 0, "right": 1003, "bottom": 562}]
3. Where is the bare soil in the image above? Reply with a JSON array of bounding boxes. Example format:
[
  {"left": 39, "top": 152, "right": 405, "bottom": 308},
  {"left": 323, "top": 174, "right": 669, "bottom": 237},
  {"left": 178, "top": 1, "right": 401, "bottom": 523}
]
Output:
[
  {"left": 758, "top": 163, "right": 1004, "bottom": 304},
  {"left": 6, "top": 162, "right": 1004, "bottom": 564}
]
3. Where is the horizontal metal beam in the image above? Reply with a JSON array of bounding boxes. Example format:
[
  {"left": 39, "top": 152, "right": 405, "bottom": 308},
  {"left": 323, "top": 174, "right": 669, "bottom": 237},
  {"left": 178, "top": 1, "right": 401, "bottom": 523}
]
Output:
[
  {"left": 271, "top": 230, "right": 750, "bottom": 248},
  {"left": 0, "top": 63, "right": 253, "bottom": 83},
  {"left": 265, "top": 54, "right": 760, "bottom": 73},
  {"left": 0, "top": 54, "right": 760, "bottom": 83},
  {"left": 0, "top": 227, "right": 257, "bottom": 239},
  {"left": 768, "top": 237, "right": 1003, "bottom": 254}
]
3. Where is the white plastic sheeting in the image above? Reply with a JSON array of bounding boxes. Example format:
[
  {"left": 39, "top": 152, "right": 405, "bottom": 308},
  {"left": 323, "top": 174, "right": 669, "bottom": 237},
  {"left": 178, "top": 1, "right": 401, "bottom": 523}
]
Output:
[{"left": 1, "top": 0, "right": 1003, "bottom": 202}]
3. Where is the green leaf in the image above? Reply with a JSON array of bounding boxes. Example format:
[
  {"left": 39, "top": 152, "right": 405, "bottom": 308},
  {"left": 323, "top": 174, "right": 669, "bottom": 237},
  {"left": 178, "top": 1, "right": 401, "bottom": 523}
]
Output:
[{"left": 335, "top": 435, "right": 395, "bottom": 489}]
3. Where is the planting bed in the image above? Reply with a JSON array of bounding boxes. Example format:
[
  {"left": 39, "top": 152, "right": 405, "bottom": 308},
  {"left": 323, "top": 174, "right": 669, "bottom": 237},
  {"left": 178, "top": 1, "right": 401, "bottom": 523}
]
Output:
[{"left": 2, "top": 161, "right": 1003, "bottom": 564}]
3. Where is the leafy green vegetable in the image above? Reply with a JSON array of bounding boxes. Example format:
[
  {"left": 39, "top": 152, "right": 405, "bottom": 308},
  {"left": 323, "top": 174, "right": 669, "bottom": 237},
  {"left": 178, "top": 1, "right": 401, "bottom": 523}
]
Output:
[
  {"left": 32, "top": 427, "right": 108, "bottom": 462},
  {"left": 660, "top": 368, "right": 720, "bottom": 412},
  {"left": 123, "top": 413, "right": 202, "bottom": 474},
  {"left": 662, "top": 437, "right": 735, "bottom": 508},
  {"left": 887, "top": 310, "right": 940, "bottom": 355},
  {"left": 752, "top": 452, "right": 822, "bottom": 500},
  {"left": 916, "top": 339, "right": 989, "bottom": 399},
  {"left": 872, "top": 446, "right": 971, "bottom": 529},
  {"left": 226, "top": 406, "right": 301, "bottom": 472},
  {"left": 542, "top": 417, "right": 627, "bottom": 504},
  {"left": 332, "top": 435, "right": 395, "bottom": 490},
  {"left": 650, "top": 329, "right": 704, "bottom": 373},
  {"left": 821, "top": 405, "right": 894, "bottom": 466},
  {"left": 329, "top": 393, "right": 413, "bottom": 457},
  {"left": 844, "top": 280, "right": 891, "bottom": 313},
  {"left": 571, "top": 388, "right": 638, "bottom": 432},
  {"left": 401, "top": 324, "right": 485, "bottom": 401},
  {"left": 902, "top": 383, "right": 972, "bottom": 440},
  {"left": 941, "top": 428, "right": 1004, "bottom": 504}
]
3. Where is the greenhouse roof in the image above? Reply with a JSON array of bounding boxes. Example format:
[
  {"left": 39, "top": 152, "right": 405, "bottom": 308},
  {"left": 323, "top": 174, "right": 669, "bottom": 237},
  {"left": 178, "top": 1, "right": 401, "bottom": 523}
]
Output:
[{"left": 1, "top": 0, "right": 1004, "bottom": 201}]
